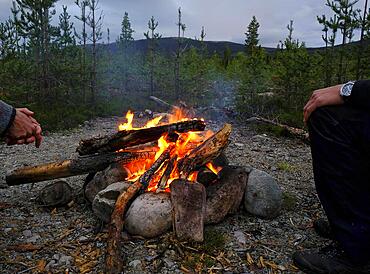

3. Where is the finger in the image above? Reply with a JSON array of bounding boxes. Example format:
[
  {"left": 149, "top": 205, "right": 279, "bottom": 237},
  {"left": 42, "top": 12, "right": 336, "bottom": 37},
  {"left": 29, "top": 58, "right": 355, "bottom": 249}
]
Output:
[
  {"left": 35, "top": 125, "right": 42, "bottom": 136},
  {"left": 304, "top": 104, "right": 317, "bottom": 123},
  {"left": 35, "top": 134, "right": 43, "bottom": 148},
  {"left": 16, "top": 139, "right": 25, "bottom": 145},
  {"left": 30, "top": 117, "right": 40, "bottom": 126},
  {"left": 25, "top": 136, "right": 35, "bottom": 145},
  {"left": 19, "top": 108, "right": 34, "bottom": 116}
]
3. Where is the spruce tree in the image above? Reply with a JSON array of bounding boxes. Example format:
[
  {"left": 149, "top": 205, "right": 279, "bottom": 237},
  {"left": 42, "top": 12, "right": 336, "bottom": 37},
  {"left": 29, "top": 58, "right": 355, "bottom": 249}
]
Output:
[
  {"left": 245, "top": 16, "right": 260, "bottom": 55},
  {"left": 119, "top": 12, "right": 134, "bottom": 91},
  {"left": 325, "top": 0, "right": 360, "bottom": 82},
  {"left": 58, "top": 6, "right": 75, "bottom": 48},
  {"left": 175, "top": 7, "right": 186, "bottom": 97}
]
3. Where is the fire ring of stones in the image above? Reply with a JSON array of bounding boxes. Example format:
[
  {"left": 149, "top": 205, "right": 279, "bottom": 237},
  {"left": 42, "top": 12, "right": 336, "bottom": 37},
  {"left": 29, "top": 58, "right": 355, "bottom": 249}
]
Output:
[
  {"left": 86, "top": 161, "right": 283, "bottom": 239},
  {"left": 6, "top": 109, "right": 283, "bottom": 243}
]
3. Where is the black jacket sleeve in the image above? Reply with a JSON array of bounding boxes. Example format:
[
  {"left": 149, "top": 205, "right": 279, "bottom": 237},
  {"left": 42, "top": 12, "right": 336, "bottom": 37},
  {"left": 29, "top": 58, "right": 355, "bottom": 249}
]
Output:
[
  {"left": 0, "top": 100, "right": 16, "bottom": 137},
  {"left": 346, "top": 80, "right": 370, "bottom": 109}
]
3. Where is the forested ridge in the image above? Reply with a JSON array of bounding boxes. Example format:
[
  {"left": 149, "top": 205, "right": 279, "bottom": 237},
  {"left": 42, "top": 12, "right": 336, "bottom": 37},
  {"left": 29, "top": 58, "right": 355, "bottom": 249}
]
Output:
[{"left": 0, "top": 0, "right": 369, "bottom": 130}]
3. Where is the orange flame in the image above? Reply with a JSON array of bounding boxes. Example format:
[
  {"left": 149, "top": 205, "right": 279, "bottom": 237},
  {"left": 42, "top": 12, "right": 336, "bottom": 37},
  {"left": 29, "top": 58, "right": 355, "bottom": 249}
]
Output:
[
  {"left": 206, "top": 162, "right": 222, "bottom": 175},
  {"left": 120, "top": 107, "right": 215, "bottom": 192}
]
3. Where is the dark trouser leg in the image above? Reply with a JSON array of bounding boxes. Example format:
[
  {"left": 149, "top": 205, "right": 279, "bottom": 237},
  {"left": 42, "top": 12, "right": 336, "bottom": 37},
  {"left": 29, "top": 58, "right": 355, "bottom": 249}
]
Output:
[{"left": 308, "top": 105, "right": 370, "bottom": 265}]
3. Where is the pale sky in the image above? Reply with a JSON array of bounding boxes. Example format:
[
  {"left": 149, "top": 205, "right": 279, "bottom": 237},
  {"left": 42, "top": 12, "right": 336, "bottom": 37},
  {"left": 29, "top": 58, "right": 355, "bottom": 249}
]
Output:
[{"left": 0, "top": 0, "right": 366, "bottom": 48}]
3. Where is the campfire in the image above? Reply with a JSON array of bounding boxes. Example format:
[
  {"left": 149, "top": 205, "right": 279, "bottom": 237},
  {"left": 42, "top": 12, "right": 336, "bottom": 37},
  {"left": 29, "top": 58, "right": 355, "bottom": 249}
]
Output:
[
  {"left": 6, "top": 106, "right": 243, "bottom": 273},
  {"left": 115, "top": 108, "right": 222, "bottom": 193}
]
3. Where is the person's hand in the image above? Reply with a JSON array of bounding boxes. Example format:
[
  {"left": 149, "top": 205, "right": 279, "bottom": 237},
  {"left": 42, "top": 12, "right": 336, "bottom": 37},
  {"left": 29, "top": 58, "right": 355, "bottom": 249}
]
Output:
[
  {"left": 5, "top": 108, "right": 43, "bottom": 147},
  {"left": 303, "top": 84, "right": 344, "bottom": 124}
]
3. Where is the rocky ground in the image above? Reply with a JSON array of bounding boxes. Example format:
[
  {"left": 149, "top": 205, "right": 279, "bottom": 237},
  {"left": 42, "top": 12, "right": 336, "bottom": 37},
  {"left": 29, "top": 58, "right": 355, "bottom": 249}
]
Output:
[{"left": 0, "top": 116, "right": 330, "bottom": 273}]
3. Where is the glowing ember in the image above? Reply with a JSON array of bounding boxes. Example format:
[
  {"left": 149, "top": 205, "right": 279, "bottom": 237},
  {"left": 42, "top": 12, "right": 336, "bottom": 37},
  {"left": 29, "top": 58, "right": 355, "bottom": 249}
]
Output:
[{"left": 119, "top": 107, "right": 222, "bottom": 192}]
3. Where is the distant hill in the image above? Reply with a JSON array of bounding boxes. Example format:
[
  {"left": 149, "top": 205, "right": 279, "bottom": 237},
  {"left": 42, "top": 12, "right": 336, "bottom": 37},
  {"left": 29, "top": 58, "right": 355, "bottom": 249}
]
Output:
[
  {"left": 100, "top": 37, "right": 276, "bottom": 55},
  {"left": 99, "top": 37, "right": 369, "bottom": 56}
]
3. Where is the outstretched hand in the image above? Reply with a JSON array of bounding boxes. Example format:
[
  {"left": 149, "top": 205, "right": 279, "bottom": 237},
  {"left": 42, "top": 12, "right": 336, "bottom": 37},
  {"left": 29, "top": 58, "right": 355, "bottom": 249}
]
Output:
[
  {"left": 303, "top": 84, "right": 344, "bottom": 124},
  {"left": 5, "top": 108, "right": 43, "bottom": 147}
]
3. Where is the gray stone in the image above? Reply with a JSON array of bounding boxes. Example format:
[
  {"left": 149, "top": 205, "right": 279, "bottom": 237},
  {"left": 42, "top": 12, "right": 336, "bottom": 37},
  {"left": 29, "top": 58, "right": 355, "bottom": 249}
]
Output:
[
  {"left": 125, "top": 192, "right": 172, "bottom": 238},
  {"left": 244, "top": 169, "right": 282, "bottom": 219},
  {"left": 26, "top": 234, "right": 41, "bottom": 243},
  {"left": 22, "top": 229, "right": 32, "bottom": 237},
  {"left": 233, "top": 230, "right": 247, "bottom": 245},
  {"left": 128, "top": 259, "right": 142, "bottom": 269},
  {"left": 205, "top": 166, "right": 248, "bottom": 224},
  {"left": 92, "top": 182, "right": 131, "bottom": 223},
  {"left": 59, "top": 255, "right": 73, "bottom": 266},
  {"left": 37, "top": 180, "right": 73, "bottom": 207},
  {"left": 85, "top": 164, "right": 129, "bottom": 203}
]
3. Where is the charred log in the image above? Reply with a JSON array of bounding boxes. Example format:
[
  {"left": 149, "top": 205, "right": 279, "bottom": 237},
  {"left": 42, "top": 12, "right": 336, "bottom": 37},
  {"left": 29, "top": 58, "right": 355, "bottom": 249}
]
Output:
[
  {"left": 178, "top": 123, "right": 232, "bottom": 178},
  {"left": 77, "top": 119, "right": 206, "bottom": 156},
  {"left": 6, "top": 151, "right": 154, "bottom": 186}
]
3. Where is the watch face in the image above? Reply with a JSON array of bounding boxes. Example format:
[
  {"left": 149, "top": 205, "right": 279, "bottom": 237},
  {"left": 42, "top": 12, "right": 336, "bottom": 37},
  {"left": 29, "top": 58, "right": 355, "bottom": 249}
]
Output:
[{"left": 341, "top": 82, "right": 354, "bottom": 97}]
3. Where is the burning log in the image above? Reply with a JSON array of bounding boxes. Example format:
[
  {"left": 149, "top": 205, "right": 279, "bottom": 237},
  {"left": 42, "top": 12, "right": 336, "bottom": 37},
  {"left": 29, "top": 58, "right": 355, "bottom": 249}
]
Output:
[
  {"left": 157, "top": 155, "right": 177, "bottom": 192},
  {"left": 6, "top": 151, "right": 155, "bottom": 186},
  {"left": 77, "top": 119, "right": 206, "bottom": 155},
  {"left": 105, "top": 145, "right": 174, "bottom": 273},
  {"left": 178, "top": 123, "right": 232, "bottom": 178},
  {"left": 170, "top": 179, "right": 206, "bottom": 242},
  {"left": 246, "top": 116, "right": 310, "bottom": 144}
]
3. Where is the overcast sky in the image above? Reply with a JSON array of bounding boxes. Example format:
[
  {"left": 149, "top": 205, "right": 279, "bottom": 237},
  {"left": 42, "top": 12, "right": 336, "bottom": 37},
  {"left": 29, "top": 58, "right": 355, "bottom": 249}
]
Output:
[{"left": 0, "top": 0, "right": 365, "bottom": 47}]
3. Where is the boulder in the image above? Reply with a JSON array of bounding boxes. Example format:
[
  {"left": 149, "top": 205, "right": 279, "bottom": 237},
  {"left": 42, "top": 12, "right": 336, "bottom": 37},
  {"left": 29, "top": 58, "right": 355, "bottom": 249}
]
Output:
[
  {"left": 84, "top": 163, "right": 128, "bottom": 203},
  {"left": 92, "top": 181, "right": 131, "bottom": 223},
  {"left": 244, "top": 169, "right": 282, "bottom": 219},
  {"left": 205, "top": 166, "right": 248, "bottom": 224},
  {"left": 125, "top": 192, "right": 172, "bottom": 238},
  {"left": 37, "top": 180, "right": 73, "bottom": 207}
]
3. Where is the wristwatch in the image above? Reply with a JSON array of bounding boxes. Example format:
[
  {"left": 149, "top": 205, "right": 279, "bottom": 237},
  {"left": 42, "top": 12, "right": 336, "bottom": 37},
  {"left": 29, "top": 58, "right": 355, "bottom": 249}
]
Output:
[{"left": 340, "top": 81, "right": 355, "bottom": 101}]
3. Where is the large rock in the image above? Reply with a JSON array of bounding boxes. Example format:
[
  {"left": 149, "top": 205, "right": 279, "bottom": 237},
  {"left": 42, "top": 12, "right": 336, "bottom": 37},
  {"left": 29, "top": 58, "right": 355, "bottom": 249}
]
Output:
[
  {"left": 84, "top": 163, "right": 128, "bottom": 203},
  {"left": 244, "top": 169, "right": 282, "bottom": 219},
  {"left": 205, "top": 166, "right": 249, "bottom": 224},
  {"left": 92, "top": 181, "right": 131, "bottom": 223},
  {"left": 125, "top": 192, "right": 172, "bottom": 238},
  {"left": 37, "top": 180, "right": 73, "bottom": 207}
]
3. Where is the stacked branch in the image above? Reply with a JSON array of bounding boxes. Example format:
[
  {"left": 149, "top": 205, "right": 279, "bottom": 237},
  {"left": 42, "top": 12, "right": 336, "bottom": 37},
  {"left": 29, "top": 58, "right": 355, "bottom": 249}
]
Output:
[
  {"left": 77, "top": 119, "right": 206, "bottom": 155},
  {"left": 6, "top": 151, "right": 155, "bottom": 186}
]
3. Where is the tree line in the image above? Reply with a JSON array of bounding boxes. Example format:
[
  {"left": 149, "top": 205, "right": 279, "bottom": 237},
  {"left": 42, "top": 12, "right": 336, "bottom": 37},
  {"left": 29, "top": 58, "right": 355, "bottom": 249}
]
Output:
[{"left": 0, "top": 0, "right": 369, "bottom": 130}]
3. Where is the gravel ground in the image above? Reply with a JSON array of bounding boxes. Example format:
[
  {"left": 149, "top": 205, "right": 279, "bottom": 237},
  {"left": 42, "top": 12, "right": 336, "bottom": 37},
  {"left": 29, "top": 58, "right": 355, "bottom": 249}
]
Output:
[{"left": 0, "top": 116, "right": 330, "bottom": 273}]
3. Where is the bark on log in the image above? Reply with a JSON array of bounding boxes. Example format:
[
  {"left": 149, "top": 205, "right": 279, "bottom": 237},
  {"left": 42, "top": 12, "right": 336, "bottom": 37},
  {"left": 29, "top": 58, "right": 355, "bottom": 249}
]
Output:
[
  {"left": 6, "top": 151, "right": 155, "bottom": 186},
  {"left": 77, "top": 119, "right": 206, "bottom": 156},
  {"left": 178, "top": 123, "right": 232, "bottom": 178},
  {"left": 170, "top": 179, "right": 206, "bottom": 242},
  {"left": 105, "top": 145, "right": 173, "bottom": 274},
  {"left": 246, "top": 116, "right": 309, "bottom": 144}
]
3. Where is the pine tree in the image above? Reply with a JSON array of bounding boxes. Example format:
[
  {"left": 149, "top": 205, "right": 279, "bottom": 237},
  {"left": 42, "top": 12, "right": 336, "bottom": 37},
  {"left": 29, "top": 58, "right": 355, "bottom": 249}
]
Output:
[
  {"left": 325, "top": 0, "right": 360, "bottom": 82},
  {"left": 356, "top": 0, "right": 369, "bottom": 79},
  {"left": 144, "top": 16, "right": 161, "bottom": 95},
  {"left": 16, "top": 0, "right": 59, "bottom": 100},
  {"left": 245, "top": 16, "right": 260, "bottom": 55},
  {"left": 86, "top": 0, "right": 103, "bottom": 105},
  {"left": 119, "top": 12, "right": 134, "bottom": 91},
  {"left": 175, "top": 7, "right": 186, "bottom": 97},
  {"left": 58, "top": 6, "right": 75, "bottom": 48},
  {"left": 75, "top": 0, "right": 90, "bottom": 102}
]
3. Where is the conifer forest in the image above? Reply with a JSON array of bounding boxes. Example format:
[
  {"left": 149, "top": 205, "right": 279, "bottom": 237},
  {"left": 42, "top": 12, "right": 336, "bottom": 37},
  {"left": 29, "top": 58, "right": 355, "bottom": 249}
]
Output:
[{"left": 0, "top": 0, "right": 369, "bottom": 130}]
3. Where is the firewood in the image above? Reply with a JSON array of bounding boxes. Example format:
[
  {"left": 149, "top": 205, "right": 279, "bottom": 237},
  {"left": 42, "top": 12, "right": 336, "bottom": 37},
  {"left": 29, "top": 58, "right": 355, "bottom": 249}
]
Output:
[
  {"left": 178, "top": 123, "right": 232, "bottom": 178},
  {"left": 157, "top": 155, "right": 177, "bottom": 192},
  {"left": 105, "top": 145, "right": 174, "bottom": 273},
  {"left": 170, "top": 179, "right": 206, "bottom": 242},
  {"left": 6, "top": 151, "right": 155, "bottom": 186},
  {"left": 77, "top": 119, "right": 206, "bottom": 155},
  {"left": 246, "top": 116, "right": 309, "bottom": 144}
]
